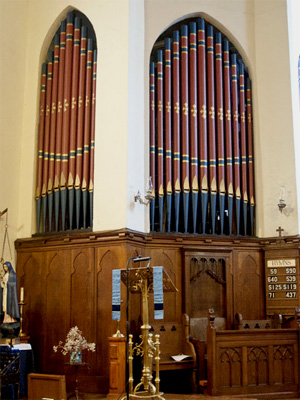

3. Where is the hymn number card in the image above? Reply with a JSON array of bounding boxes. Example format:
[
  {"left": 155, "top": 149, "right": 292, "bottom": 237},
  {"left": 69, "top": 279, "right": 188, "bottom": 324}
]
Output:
[{"left": 265, "top": 259, "right": 299, "bottom": 316}]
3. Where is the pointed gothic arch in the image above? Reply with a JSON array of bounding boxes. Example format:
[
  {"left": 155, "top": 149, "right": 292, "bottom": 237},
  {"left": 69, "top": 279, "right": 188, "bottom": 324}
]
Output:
[
  {"left": 149, "top": 15, "right": 255, "bottom": 236},
  {"left": 35, "top": 9, "right": 97, "bottom": 234}
]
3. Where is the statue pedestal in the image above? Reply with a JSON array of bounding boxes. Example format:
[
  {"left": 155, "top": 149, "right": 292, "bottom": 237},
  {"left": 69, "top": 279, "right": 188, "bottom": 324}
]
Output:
[{"left": 108, "top": 336, "right": 126, "bottom": 398}]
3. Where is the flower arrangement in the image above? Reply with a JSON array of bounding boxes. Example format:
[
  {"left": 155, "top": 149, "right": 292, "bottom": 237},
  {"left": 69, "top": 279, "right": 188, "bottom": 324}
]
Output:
[{"left": 53, "top": 326, "right": 96, "bottom": 356}]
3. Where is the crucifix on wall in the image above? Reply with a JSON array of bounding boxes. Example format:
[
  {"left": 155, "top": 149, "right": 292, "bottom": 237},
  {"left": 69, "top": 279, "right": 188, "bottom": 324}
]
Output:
[{"left": 276, "top": 226, "right": 284, "bottom": 237}]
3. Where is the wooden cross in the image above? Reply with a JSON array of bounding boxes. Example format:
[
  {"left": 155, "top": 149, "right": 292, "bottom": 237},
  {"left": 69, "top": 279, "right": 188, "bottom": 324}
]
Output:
[{"left": 276, "top": 226, "right": 284, "bottom": 237}]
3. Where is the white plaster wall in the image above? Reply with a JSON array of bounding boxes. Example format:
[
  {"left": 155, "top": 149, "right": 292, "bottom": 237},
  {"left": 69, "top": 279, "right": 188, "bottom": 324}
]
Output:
[
  {"left": 144, "top": 0, "right": 299, "bottom": 237},
  {"left": 1, "top": 0, "right": 133, "bottom": 242},
  {"left": 0, "top": 0, "right": 30, "bottom": 265},
  {"left": 0, "top": 0, "right": 299, "bottom": 251},
  {"left": 127, "top": 0, "right": 148, "bottom": 231},
  {"left": 287, "top": 0, "right": 300, "bottom": 234},
  {"left": 253, "top": 0, "right": 298, "bottom": 236}
]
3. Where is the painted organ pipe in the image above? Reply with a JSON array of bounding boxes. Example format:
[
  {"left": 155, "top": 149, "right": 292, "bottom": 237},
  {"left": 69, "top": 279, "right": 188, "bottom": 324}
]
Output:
[
  {"left": 246, "top": 78, "right": 255, "bottom": 235},
  {"left": 68, "top": 17, "right": 81, "bottom": 230},
  {"left": 48, "top": 34, "right": 60, "bottom": 232},
  {"left": 164, "top": 38, "right": 172, "bottom": 232},
  {"left": 89, "top": 49, "right": 97, "bottom": 228},
  {"left": 75, "top": 26, "right": 87, "bottom": 229},
  {"left": 53, "top": 20, "right": 66, "bottom": 231},
  {"left": 41, "top": 52, "right": 53, "bottom": 232},
  {"left": 157, "top": 50, "right": 164, "bottom": 232},
  {"left": 180, "top": 25, "right": 190, "bottom": 233},
  {"left": 215, "top": 32, "right": 225, "bottom": 234},
  {"left": 197, "top": 18, "right": 208, "bottom": 234},
  {"left": 149, "top": 61, "right": 156, "bottom": 231},
  {"left": 223, "top": 40, "right": 234, "bottom": 235},
  {"left": 207, "top": 25, "right": 217, "bottom": 234},
  {"left": 82, "top": 38, "right": 93, "bottom": 229},
  {"left": 35, "top": 11, "right": 97, "bottom": 233},
  {"left": 231, "top": 54, "right": 241, "bottom": 235},
  {"left": 60, "top": 12, "right": 74, "bottom": 231},
  {"left": 172, "top": 30, "right": 181, "bottom": 232},
  {"left": 150, "top": 19, "right": 255, "bottom": 235},
  {"left": 239, "top": 61, "right": 248, "bottom": 235},
  {"left": 35, "top": 63, "right": 47, "bottom": 233},
  {"left": 189, "top": 22, "right": 198, "bottom": 233}
]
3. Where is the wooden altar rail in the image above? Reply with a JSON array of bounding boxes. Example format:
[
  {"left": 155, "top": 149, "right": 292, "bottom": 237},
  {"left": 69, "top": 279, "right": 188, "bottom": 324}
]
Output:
[{"left": 207, "top": 324, "right": 300, "bottom": 398}]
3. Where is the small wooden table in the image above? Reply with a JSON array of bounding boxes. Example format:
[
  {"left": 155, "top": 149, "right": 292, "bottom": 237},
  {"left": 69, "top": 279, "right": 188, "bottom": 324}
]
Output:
[{"left": 65, "top": 362, "right": 88, "bottom": 400}]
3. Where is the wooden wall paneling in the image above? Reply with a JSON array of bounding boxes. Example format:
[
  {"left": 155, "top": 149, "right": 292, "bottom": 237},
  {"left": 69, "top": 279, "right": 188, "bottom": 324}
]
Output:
[
  {"left": 207, "top": 327, "right": 299, "bottom": 397},
  {"left": 17, "top": 252, "right": 47, "bottom": 372},
  {"left": 233, "top": 249, "right": 264, "bottom": 320},
  {"left": 69, "top": 246, "right": 97, "bottom": 390},
  {"left": 45, "top": 249, "right": 71, "bottom": 375},
  {"left": 126, "top": 244, "right": 146, "bottom": 335},
  {"left": 18, "top": 230, "right": 299, "bottom": 396},
  {"left": 95, "top": 244, "right": 128, "bottom": 390},
  {"left": 183, "top": 249, "right": 233, "bottom": 328},
  {"left": 147, "top": 248, "right": 180, "bottom": 324}
]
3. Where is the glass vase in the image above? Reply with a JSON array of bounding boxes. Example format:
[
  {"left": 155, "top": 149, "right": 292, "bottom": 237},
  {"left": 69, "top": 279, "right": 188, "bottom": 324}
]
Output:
[{"left": 70, "top": 351, "right": 82, "bottom": 364}]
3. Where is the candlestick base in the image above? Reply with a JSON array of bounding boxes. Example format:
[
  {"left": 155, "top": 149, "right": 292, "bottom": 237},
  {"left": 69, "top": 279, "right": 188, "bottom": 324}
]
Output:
[{"left": 0, "top": 322, "right": 20, "bottom": 339}]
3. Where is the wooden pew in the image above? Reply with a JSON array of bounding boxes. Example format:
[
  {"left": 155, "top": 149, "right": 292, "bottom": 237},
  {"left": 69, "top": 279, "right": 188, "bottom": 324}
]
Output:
[
  {"left": 207, "top": 310, "right": 300, "bottom": 398},
  {"left": 189, "top": 308, "right": 226, "bottom": 384},
  {"left": 150, "top": 314, "right": 197, "bottom": 392},
  {"left": 235, "top": 312, "right": 283, "bottom": 330}
]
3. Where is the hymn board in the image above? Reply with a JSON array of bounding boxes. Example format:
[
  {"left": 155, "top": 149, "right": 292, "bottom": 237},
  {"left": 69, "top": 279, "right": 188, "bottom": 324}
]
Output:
[{"left": 265, "top": 245, "right": 300, "bottom": 316}]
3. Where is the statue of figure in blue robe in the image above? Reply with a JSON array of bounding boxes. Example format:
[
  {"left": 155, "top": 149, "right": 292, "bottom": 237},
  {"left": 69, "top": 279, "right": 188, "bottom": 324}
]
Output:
[{"left": 0, "top": 261, "right": 20, "bottom": 323}]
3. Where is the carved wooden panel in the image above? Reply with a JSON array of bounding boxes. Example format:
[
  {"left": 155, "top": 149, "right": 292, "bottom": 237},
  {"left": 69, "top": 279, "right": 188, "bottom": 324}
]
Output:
[
  {"left": 207, "top": 327, "right": 299, "bottom": 397},
  {"left": 70, "top": 248, "right": 96, "bottom": 371},
  {"left": 190, "top": 257, "right": 226, "bottom": 317},
  {"left": 108, "top": 337, "right": 126, "bottom": 394},
  {"left": 17, "top": 252, "right": 47, "bottom": 372},
  {"left": 15, "top": 230, "right": 300, "bottom": 395},
  {"left": 45, "top": 250, "right": 71, "bottom": 374},
  {"left": 96, "top": 247, "right": 121, "bottom": 380},
  {"left": 147, "top": 248, "right": 180, "bottom": 323},
  {"left": 183, "top": 249, "right": 233, "bottom": 326},
  {"left": 233, "top": 250, "right": 264, "bottom": 320}
]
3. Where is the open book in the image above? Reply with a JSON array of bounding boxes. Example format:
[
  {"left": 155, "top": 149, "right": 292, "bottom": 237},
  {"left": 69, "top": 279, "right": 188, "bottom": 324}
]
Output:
[{"left": 171, "top": 354, "right": 193, "bottom": 362}]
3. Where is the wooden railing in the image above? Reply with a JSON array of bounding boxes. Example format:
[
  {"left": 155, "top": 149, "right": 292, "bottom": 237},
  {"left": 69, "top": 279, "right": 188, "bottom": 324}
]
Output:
[{"left": 207, "top": 323, "right": 300, "bottom": 397}]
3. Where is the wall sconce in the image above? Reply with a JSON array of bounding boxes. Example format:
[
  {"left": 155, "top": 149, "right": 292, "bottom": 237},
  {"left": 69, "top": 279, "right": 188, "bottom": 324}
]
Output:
[
  {"left": 277, "top": 186, "right": 286, "bottom": 213},
  {"left": 134, "top": 177, "right": 155, "bottom": 206}
]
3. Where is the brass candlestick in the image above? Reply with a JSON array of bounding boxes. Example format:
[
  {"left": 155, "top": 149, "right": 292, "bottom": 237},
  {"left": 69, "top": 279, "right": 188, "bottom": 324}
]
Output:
[
  {"left": 121, "top": 266, "right": 165, "bottom": 400},
  {"left": 112, "top": 320, "right": 125, "bottom": 338},
  {"left": 18, "top": 301, "right": 26, "bottom": 337}
]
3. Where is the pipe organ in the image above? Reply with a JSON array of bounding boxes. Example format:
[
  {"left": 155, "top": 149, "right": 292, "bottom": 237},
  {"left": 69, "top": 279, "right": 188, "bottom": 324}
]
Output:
[
  {"left": 35, "top": 11, "right": 97, "bottom": 233},
  {"left": 150, "top": 18, "right": 255, "bottom": 236}
]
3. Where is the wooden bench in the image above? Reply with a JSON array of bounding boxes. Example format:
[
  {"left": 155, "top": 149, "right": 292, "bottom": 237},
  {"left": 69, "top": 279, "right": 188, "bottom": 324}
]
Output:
[
  {"left": 234, "top": 312, "right": 283, "bottom": 330},
  {"left": 207, "top": 310, "right": 300, "bottom": 398},
  {"left": 188, "top": 309, "right": 226, "bottom": 385},
  {"left": 150, "top": 313, "right": 197, "bottom": 392}
]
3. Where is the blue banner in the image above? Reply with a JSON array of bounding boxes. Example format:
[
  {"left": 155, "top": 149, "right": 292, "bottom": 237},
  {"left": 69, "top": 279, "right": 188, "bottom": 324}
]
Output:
[
  {"left": 112, "top": 269, "right": 121, "bottom": 320},
  {"left": 153, "top": 266, "right": 164, "bottom": 319}
]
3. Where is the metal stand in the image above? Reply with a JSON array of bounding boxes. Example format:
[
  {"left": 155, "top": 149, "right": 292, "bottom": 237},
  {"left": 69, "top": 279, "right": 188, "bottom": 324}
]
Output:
[
  {"left": 66, "top": 362, "right": 88, "bottom": 400},
  {"left": 18, "top": 301, "right": 26, "bottom": 337},
  {"left": 120, "top": 265, "right": 176, "bottom": 400}
]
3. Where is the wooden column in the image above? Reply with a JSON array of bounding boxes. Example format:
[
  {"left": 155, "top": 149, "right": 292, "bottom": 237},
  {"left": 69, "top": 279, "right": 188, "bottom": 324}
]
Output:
[{"left": 107, "top": 337, "right": 126, "bottom": 398}]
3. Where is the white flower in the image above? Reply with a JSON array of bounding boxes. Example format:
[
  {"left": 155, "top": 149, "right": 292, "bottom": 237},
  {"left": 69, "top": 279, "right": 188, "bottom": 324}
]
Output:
[{"left": 53, "top": 326, "right": 96, "bottom": 355}]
